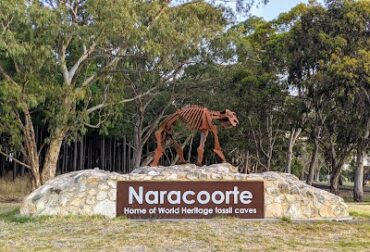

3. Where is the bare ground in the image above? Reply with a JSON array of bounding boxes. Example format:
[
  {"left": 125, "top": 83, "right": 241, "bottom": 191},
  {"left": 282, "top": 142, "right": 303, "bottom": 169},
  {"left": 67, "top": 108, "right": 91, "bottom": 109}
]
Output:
[{"left": 0, "top": 203, "right": 369, "bottom": 252}]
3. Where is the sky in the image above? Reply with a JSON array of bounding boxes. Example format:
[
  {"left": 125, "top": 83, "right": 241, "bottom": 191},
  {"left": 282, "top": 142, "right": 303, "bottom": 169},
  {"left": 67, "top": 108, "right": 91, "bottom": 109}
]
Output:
[{"left": 249, "top": 0, "right": 324, "bottom": 20}]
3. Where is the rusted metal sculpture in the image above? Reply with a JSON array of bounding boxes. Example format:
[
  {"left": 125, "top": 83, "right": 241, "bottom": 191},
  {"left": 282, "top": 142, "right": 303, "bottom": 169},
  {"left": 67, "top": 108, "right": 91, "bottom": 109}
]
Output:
[{"left": 150, "top": 105, "right": 239, "bottom": 167}]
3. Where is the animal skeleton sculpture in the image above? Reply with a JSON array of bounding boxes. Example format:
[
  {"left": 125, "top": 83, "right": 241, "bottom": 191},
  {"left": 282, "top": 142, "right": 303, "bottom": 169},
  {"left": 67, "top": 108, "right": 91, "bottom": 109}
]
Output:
[{"left": 150, "top": 105, "right": 239, "bottom": 167}]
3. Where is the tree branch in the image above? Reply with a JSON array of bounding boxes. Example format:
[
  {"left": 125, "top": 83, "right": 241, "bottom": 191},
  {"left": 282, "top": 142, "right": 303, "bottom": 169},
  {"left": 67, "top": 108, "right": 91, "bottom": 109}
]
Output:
[
  {"left": 142, "top": 103, "right": 170, "bottom": 144},
  {"left": 60, "top": 35, "right": 73, "bottom": 84},
  {"left": 0, "top": 65, "right": 18, "bottom": 85},
  {"left": 69, "top": 42, "right": 97, "bottom": 84},
  {"left": 0, "top": 149, "right": 31, "bottom": 169},
  {"left": 86, "top": 87, "right": 157, "bottom": 114},
  {"left": 1, "top": 15, "right": 14, "bottom": 35},
  {"left": 257, "top": 123, "right": 268, "bottom": 158},
  {"left": 81, "top": 53, "right": 122, "bottom": 87}
]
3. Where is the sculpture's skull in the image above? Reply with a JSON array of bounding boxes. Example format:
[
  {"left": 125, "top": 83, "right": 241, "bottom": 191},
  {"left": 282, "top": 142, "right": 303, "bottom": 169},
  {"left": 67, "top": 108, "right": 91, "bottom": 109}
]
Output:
[{"left": 220, "top": 109, "right": 239, "bottom": 128}]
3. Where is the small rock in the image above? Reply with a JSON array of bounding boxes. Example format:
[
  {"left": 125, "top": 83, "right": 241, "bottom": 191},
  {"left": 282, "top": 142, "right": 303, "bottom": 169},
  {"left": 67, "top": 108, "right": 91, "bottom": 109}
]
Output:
[
  {"left": 31, "top": 194, "right": 42, "bottom": 202},
  {"left": 96, "top": 191, "right": 107, "bottom": 201},
  {"left": 98, "top": 183, "right": 110, "bottom": 191},
  {"left": 86, "top": 196, "right": 96, "bottom": 205},
  {"left": 265, "top": 203, "right": 282, "bottom": 217},
  {"left": 70, "top": 198, "right": 82, "bottom": 207},
  {"left": 148, "top": 170, "right": 159, "bottom": 176},
  {"left": 79, "top": 184, "right": 87, "bottom": 192},
  {"left": 319, "top": 205, "right": 333, "bottom": 217},
  {"left": 166, "top": 174, "right": 178, "bottom": 180},
  {"left": 88, "top": 189, "right": 97, "bottom": 196},
  {"left": 211, "top": 174, "right": 222, "bottom": 180},
  {"left": 87, "top": 177, "right": 99, "bottom": 184},
  {"left": 94, "top": 199, "right": 115, "bottom": 217},
  {"left": 108, "top": 189, "right": 116, "bottom": 201},
  {"left": 107, "top": 180, "right": 117, "bottom": 189}
]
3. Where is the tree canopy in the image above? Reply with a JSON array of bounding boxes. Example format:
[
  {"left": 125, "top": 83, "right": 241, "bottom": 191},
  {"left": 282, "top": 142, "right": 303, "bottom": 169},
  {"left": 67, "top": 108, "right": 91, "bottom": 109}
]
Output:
[{"left": 0, "top": 0, "right": 369, "bottom": 201}]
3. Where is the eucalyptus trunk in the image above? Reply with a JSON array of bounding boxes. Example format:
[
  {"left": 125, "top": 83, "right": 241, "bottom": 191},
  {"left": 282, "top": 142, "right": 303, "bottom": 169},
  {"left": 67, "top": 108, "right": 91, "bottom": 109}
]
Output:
[
  {"left": 354, "top": 145, "right": 365, "bottom": 202},
  {"left": 286, "top": 143, "right": 293, "bottom": 174},
  {"left": 307, "top": 127, "right": 321, "bottom": 185},
  {"left": 23, "top": 106, "right": 42, "bottom": 190},
  {"left": 41, "top": 127, "right": 66, "bottom": 182},
  {"left": 286, "top": 128, "right": 301, "bottom": 174},
  {"left": 330, "top": 161, "right": 344, "bottom": 195},
  {"left": 354, "top": 117, "right": 370, "bottom": 202},
  {"left": 41, "top": 96, "right": 72, "bottom": 183},
  {"left": 133, "top": 125, "right": 144, "bottom": 168},
  {"left": 330, "top": 169, "right": 340, "bottom": 195},
  {"left": 244, "top": 150, "right": 250, "bottom": 174},
  {"left": 306, "top": 138, "right": 319, "bottom": 185},
  {"left": 132, "top": 102, "right": 145, "bottom": 168}
]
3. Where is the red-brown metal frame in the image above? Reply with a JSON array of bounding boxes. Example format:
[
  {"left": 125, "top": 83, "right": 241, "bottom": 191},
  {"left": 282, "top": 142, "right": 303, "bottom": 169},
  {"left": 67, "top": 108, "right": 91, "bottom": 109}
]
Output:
[{"left": 150, "top": 105, "right": 239, "bottom": 166}]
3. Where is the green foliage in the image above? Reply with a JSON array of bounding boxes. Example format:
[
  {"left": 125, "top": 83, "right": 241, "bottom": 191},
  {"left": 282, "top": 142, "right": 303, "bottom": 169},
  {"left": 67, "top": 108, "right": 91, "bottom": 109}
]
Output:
[
  {"left": 0, "top": 0, "right": 368, "bottom": 182},
  {"left": 0, "top": 0, "right": 229, "bottom": 177},
  {"left": 172, "top": 0, "right": 369, "bottom": 175},
  {"left": 268, "top": 0, "right": 370, "bottom": 177}
]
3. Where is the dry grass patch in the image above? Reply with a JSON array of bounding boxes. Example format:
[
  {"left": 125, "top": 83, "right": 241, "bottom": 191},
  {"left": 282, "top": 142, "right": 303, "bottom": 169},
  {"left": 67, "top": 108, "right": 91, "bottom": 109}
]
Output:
[
  {"left": 0, "top": 174, "right": 32, "bottom": 202},
  {"left": 0, "top": 203, "right": 369, "bottom": 251}
]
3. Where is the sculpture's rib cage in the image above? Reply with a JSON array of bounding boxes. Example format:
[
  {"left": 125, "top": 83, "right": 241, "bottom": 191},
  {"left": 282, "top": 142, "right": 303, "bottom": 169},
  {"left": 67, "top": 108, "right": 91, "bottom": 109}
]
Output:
[
  {"left": 187, "top": 109, "right": 197, "bottom": 128},
  {"left": 181, "top": 109, "right": 191, "bottom": 122},
  {"left": 177, "top": 105, "right": 206, "bottom": 130},
  {"left": 194, "top": 108, "right": 204, "bottom": 129}
]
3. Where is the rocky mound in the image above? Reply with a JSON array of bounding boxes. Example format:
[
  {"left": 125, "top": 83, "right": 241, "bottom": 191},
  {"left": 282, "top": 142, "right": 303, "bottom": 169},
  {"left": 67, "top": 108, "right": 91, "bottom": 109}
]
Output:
[{"left": 20, "top": 163, "right": 349, "bottom": 220}]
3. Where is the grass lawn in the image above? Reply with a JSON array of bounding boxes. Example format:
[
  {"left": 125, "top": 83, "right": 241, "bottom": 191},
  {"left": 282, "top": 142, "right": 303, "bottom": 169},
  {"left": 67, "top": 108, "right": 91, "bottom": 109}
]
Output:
[{"left": 0, "top": 203, "right": 369, "bottom": 251}]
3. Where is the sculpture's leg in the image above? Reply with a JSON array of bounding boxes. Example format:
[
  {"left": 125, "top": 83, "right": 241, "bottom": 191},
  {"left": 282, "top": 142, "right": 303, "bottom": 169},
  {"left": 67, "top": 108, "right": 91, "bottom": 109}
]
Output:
[
  {"left": 167, "top": 132, "right": 186, "bottom": 164},
  {"left": 196, "top": 130, "right": 208, "bottom": 166},
  {"left": 150, "top": 129, "right": 165, "bottom": 167},
  {"left": 173, "top": 139, "right": 186, "bottom": 164},
  {"left": 150, "top": 114, "right": 180, "bottom": 167},
  {"left": 210, "top": 126, "right": 226, "bottom": 162}
]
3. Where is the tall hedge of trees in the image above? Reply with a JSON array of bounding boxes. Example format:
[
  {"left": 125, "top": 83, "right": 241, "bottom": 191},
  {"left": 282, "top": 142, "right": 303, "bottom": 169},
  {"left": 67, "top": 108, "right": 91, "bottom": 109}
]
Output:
[{"left": 0, "top": 0, "right": 369, "bottom": 201}]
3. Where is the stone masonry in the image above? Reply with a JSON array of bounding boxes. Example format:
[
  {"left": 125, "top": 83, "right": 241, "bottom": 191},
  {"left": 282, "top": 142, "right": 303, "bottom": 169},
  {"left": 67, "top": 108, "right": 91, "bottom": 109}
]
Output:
[{"left": 20, "top": 163, "right": 349, "bottom": 220}]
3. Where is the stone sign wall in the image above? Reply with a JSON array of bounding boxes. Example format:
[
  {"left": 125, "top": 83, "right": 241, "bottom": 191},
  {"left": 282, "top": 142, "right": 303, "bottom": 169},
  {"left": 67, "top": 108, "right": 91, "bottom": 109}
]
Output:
[{"left": 20, "top": 163, "right": 350, "bottom": 220}]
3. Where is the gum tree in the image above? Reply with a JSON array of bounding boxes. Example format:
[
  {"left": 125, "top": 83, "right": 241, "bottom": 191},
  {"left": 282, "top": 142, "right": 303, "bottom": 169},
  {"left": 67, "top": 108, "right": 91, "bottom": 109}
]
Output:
[
  {"left": 274, "top": 0, "right": 369, "bottom": 194},
  {"left": 0, "top": 0, "right": 226, "bottom": 188}
]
